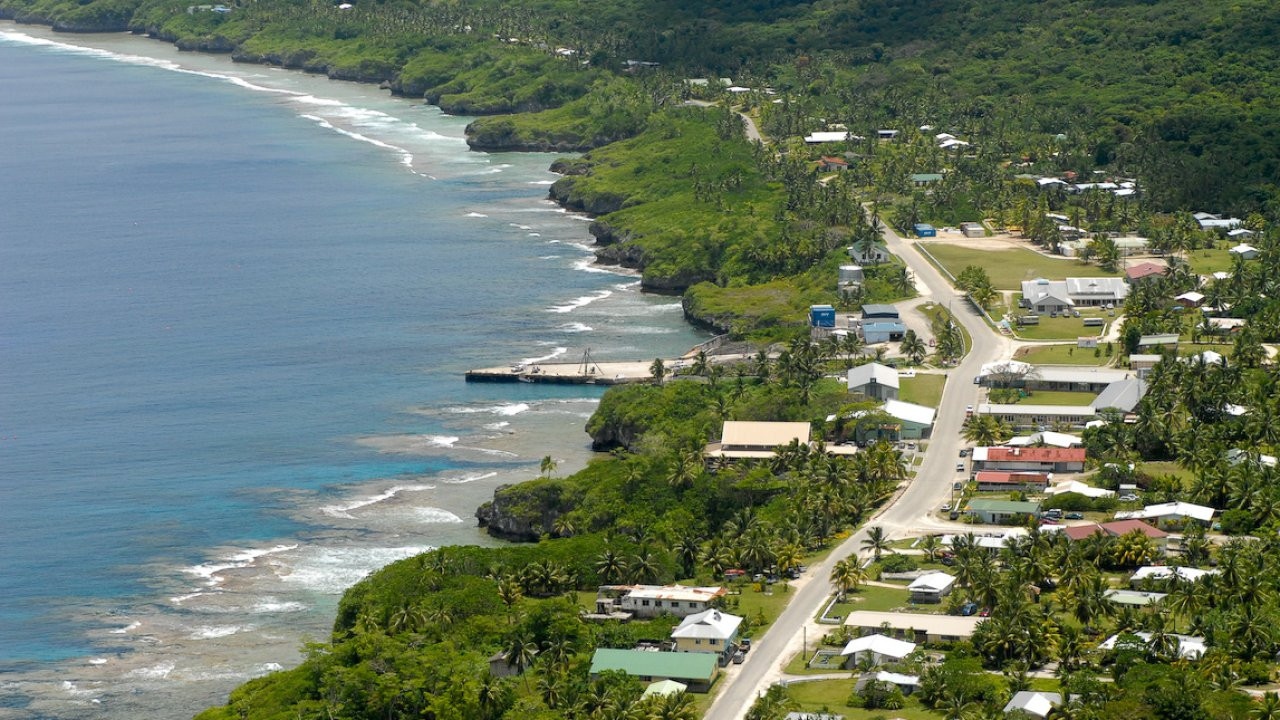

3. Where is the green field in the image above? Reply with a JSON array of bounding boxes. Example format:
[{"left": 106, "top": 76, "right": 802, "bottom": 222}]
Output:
[
  {"left": 1007, "top": 390, "right": 1099, "bottom": 406},
  {"left": 1014, "top": 344, "right": 1110, "bottom": 365},
  {"left": 786, "top": 679, "right": 943, "bottom": 719},
  {"left": 1185, "top": 248, "right": 1234, "bottom": 275},
  {"left": 920, "top": 243, "right": 1121, "bottom": 290},
  {"left": 899, "top": 374, "right": 947, "bottom": 407},
  {"left": 1012, "top": 315, "right": 1113, "bottom": 341}
]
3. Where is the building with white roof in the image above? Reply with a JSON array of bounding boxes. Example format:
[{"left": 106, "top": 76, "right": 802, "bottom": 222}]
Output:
[
  {"left": 670, "top": 609, "right": 742, "bottom": 656},
  {"left": 847, "top": 363, "right": 900, "bottom": 401},
  {"left": 1229, "top": 243, "right": 1260, "bottom": 260},
  {"left": 1007, "top": 431, "right": 1084, "bottom": 448},
  {"left": 855, "top": 671, "right": 920, "bottom": 695},
  {"left": 596, "top": 585, "right": 727, "bottom": 619},
  {"left": 1130, "top": 565, "right": 1218, "bottom": 585},
  {"left": 804, "top": 131, "right": 860, "bottom": 144},
  {"left": 880, "top": 399, "right": 936, "bottom": 439},
  {"left": 1045, "top": 480, "right": 1114, "bottom": 498},
  {"left": 843, "top": 610, "right": 982, "bottom": 643},
  {"left": 1115, "top": 501, "right": 1215, "bottom": 528},
  {"left": 1105, "top": 589, "right": 1168, "bottom": 607},
  {"left": 1091, "top": 378, "right": 1148, "bottom": 413},
  {"left": 704, "top": 421, "right": 809, "bottom": 459},
  {"left": 840, "top": 634, "right": 916, "bottom": 666},
  {"left": 1195, "top": 213, "right": 1243, "bottom": 230},
  {"left": 907, "top": 572, "right": 956, "bottom": 603},
  {"left": 1020, "top": 277, "right": 1129, "bottom": 313},
  {"left": 977, "top": 403, "right": 1097, "bottom": 429},
  {"left": 1099, "top": 632, "right": 1206, "bottom": 659},
  {"left": 1003, "top": 691, "right": 1062, "bottom": 719}
]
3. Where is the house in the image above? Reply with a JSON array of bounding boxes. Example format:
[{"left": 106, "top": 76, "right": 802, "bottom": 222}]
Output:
[
  {"left": 670, "top": 609, "right": 742, "bottom": 660},
  {"left": 913, "top": 223, "right": 937, "bottom": 238},
  {"left": 1003, "top": 691, "right": 1062, "bottom": 719},
  {"left": 1091, "top": 378, "right": 1148, "bottom": 413},
  {"left": 1036, "top": 177, "right": 1068, "bottom": 189},
  {"left": 849, "top": 241, "right": 892, "bottom": 264},
  {"left": 855, "top": 671, "right": 919, "bottom": 695},
  {"left": 1019, "top": 279, "right": 1073, "bottom": 315},
  {"left": 589, "top": 649, "right": 718, "bottom": 692},
  {"left": 1129, "top": 354, "right": 1163, "bottom": 377},
  {"left": 860, "top": 321, "right": 907, "bottom": 344},
  {"left": 1175, "top": 291, "right": 1205, "bottom": 308},
  {"left": 847, "top": 363, "right": 900, "bottom": 401},
  {"left": 1229, "top": 243, "right": 1260, "bottom": 260},
  {"left": 1227, "top": 228, "right": 1256, "bottom": 240},
  {"left": 820, "top": 156, "right": 849, "bottom": 172},
  {"left": 1007, "top": 431, "right": 1083, "bottom": 448},
  {"left": 1184, "top": 350, "right": 1224, "bottom": 365},
  {"left": 1045, "top": 480, "right": 1113, "bottom": 499},
  {"left": 1019, "top": 278, "right": 1130, "bottom": 313},
  {"left": 705, "top": 421, "right": 810, "bottom": 459},
  {"left": 839, "top": 265, "right": 865, "bottom": 287},
  {"left": 910, "top": 173, "right": 943, "bottom": 186},
  {"left": 843, "top": 610, "right": 981, "bottom": 643},
  {"left": 975, "top": 471, "right": 1050, "bottom": 493},
  {"left": 940, "top": 529, "right": 1031, "bottom": 555},
  {"left": 1208, "top": 317, "right": 1246, "bottom": 333},
  {"left": 1137, "top": 334, "right": 1180, "bottom": 351},
  {"left": 488, "top": 650, "right": 533, "bottom": 677},
  {"left": 840, "top": 634, "right": 916, "bottom": 667},
  {"left": 972, "top": 446, "right": 1087, "bottom": 473},
  {"left": 641, "top": 680, "right": 688, "bottom": 699},
  {"left": 596, "top": 585, "right": 727, "bottom": 618},
  {"left": 1115, "top": 501, "right": 1215, "bottom": 529},
  {"left": 878, "top": 129, "right": 900, "bottom": 140},
  {"left": 976, "top": 403, "right": 1096, "bottom": 429},
  {"left": 1099, "top": 632, "right": 1206, "bottom": 660},
  {"left": 804, "top": 131, "right": 856, "bottom": 144},
  {"left": 1125, "top": 262, "right": 1166, "bottom": 284},
  {"left": 907, "top": 572, "right": 956, "bottom": 603},
  {"left": 1130, "top": 566, "right": 1217, "bottom": 585},
  {"left": 965, "top": 499, "right": 1041, "bottom": 524},
  {"left": 1105, "top": 589, "right": 1167, "bottom": 607},
  {"left": 1194, "top": 213, "right": 1243, "bottom": 230},
  {"left": 959, "top": 222, "right": 985, "bottom": 238},
  {"left": 1063, "top": 520, "right": 1168, "bottom": 553}
]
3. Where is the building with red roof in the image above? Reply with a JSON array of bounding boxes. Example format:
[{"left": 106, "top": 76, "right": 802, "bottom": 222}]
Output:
[
  {"left": 972, "top": 447, "right": 1086, "bottom": 473},
  {"left": 1124, "top": 262, "right": 1166, "bottom": 284},
  {"left": 1062, "top": 520, "right": 1168, "bottom": 553}
]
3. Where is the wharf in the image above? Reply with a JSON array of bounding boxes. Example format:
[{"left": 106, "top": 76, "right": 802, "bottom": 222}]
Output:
[{"left": 465, "top": 360, "right": 668, "bottom": 385}]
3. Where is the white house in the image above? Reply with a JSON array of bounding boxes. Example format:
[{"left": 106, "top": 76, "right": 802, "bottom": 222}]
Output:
[
  {"left": 840, "top": 634, "right": 916, "bottom": 666},
  {"left": 1229, "top": 243, "right": 1260, "bottom": 260},
  {"left": 1003, "top": 691, "right": 1062, "bottom": 719},
  {"left": 804, "top": 131, "right": 860, "bottom": 144},
  {"left": 670, "top": 609, "right": 742, "bottom": 657},
  {"left": 1045, "top": 480, "right": 1114, "bottom": 498},
  {"left": 848, "top": 241, "right": 892, "bottom": 265},
  {"left": 880, "top": 399, "right": 936, "bottom": 440},
  {"left": 600, "top": 585, "right": 727, "bottom": 618},
  {"left": 1130, "top": 566, "right": 1218, "bottom": 585},
  {"left": 847, "top": 363, "right": 900, "bottom": 401},
  {"left": 907, "top": 572, "right": 956, "bottom": 603},
  {"left": 1099, "top": 632, "right": 1206, "bottom": 659},
  {"left": 1007, "top": 431, "right": 1083, "bottom": 448},
  {"left": 704, "top": 421, "right": 810, "bottom": 459},
  {"left": 1020, "top": 278, "right": 1129, "bottom": 313},
  {"left": 1195, "top": 213, "right": 1243, "bottom": 230},
  {"left": 1115, "top": 501, "right": 1215, "bottom": 528}
]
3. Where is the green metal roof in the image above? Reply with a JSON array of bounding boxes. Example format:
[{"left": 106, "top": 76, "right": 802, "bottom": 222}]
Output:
[
  {"left": 910, "top": 173, "right": 944, "bottom": 182},
  {"left": 966, "top": 499, "right": 1040, "bottom": 513},
  {"left": 589, "top": 649, "right": 717, "bottom": 680}
]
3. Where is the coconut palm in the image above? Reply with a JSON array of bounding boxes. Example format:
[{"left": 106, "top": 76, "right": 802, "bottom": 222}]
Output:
[
  {"left": 830, "top": 557, "right": 867, "bottom": 598},
  {"left": 900, "top": 330, "right": 927, "bottom": 364},
  {"left": 649, "top": 358, "right": 666, "bottom": 383},
  {"left": 861, "top": 526, "right": 892, "bottom": 561}
]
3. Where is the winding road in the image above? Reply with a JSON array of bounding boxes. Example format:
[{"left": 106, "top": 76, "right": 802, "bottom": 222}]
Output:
[{"left": 703, "top": 222, "right": 1010, "bottom": 719}]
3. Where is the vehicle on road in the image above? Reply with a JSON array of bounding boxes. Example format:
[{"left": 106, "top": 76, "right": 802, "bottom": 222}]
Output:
[
  {"left": 732, "top": 651, "right": 745, "bottom": 664},
  {"left": 965, "top": 404, "right": 974, "bottom": 416},
  {"left": 958, "top": 448, "right": 968, "bottom": 457},
  {"left": 956, "top": 463, "right": 965, "bottom": 472},
  {"left": 952, "top": 481, "right": 963, "bottom": 490},
  {"left": 941, "top": 503, "right": 951, "bottom": 512}
]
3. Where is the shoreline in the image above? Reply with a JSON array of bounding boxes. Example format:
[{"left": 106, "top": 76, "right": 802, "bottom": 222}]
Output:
[{"left": 0, "top": 24, "right": 707, "bottom": 719}]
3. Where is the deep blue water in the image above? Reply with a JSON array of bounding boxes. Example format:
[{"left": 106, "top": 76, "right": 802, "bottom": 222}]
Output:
[{"left": 0, "top": 32, "right": 701, "bottom": 673}]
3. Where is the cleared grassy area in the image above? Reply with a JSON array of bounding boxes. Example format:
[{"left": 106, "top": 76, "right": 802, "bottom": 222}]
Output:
[
  {"left": 919, "top": 243, "right": 1120, "bottom": 290},
  {"left": 900, "top": 374, "right": 947, "bottom": 407},
  {"left": 827, "top": 584, "right": 915, "bottom": 615},
  {"left": 731, "top": 584, "right": 794, "bottom": 633},
  {"left": 786, "top": 680, "right": 944, "bottom": 719},
  {"left": 1014, "top": 344, "right": 1110, "bottom": 365},
  {"left": 1007, "top": 390, "right": 1099, "bottom": 406},
  {"left": 1139, "top": 460, "right": 1195, "bottom": 486},
  {"left": 1185, "top": 247, "right": 1234, "bottom": 275},
  {"left": 1177, "top": 343, "right": 1234, "bottom": 357},
  {"left": 1012, "top": 314, "right": 1113, "bottom": 341}
]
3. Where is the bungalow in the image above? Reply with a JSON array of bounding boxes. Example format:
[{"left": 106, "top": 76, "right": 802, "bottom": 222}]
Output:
[
  {"left": 856, "top": 671, "right": 919, "bottom": 696},
  {"left": 596, "top": 585, "right": 727, "bottom": 619},
  {"left": 820, "top": 156, "right": 849, "bottom": 172},
  {"left": 848, "top": 241, "right": 892, "bottom": 265},
  {"left": 1007, "top": 431, "right": 1083, "bottom": 448},
  {"left": 1128, "top": 354, "right": 1163, "bottom": 378},
  {"left": 1115, "top": 501, "right": 1216, "bottom": 529},
  {"left": 1019, "top": 279, "right": 1073, "bottom": 315},
  {"left": 975, "top": 471, "right": 1051, "bottom": 493},
  {"left": 882, "top": 399, "right": 936, "bottom": 440},
  {"left": 705, "top": 421, "right": 810, "bottom": 459},
  {"left": 878, "top": 129, "right": 900, "bottom": 140},
  {"left": 1208, "top": 317, "right": 1246, "bottom": 333},
  {"left": 1004, "top": 691, "right": 1062, "bottom": 720},
  {"left": 847, "top": 362, "right": 900, "bottom": 401},
  {"left": 641, "top": 680, "right": 688, "bottom": 699},
  {"left": 670, "top": 609, "right": 742, "bottom": 661},
  {"left": 589, "top": 649, "right": 718, "bottom": 692},
  {"left": 844, "top": 610, "right": 981, "bottom": 643},
  {"left": 1063, "top": 520, "right": 1168, "bottom": 553},
  {"left": 1099, "top": 632, "right": 1206, "bottom": 660},
  {"left": 910, "top": 173, "right": 943, "bottom": 186},
  {"left": 1227, "top": 228, "right": 1256, "bottom": 240},
  {"left": 1091, "top": 378, "right": 1148, "bottom": 413},
  {"left": 1137, "top": 334, "right": 1180, "bottom": 351},
  {"left": 1125, "top": 262, "right": 1166, "bottom": 284},
  {"left": 1036, "top": 177, "right": 1068, "bottom": 189},
  {"left": 1104, "top": 589, "right": 1167, "bottom": 607},
  {"left": 1021, "top": 367, "right": 1136, "bottom": 393},
  {"left": 940, "top": 529, "right": 1031, "bottom": 555},
  {"left": 907, "top": 572, "right": 956, "bottom": 603},
  {"left": 1130, "top": 565, "right": 1217, "bottom": 585},
  {"left": 972, "top": 446, "right": 1087, "bottom": 473},
  {"left": 840, "top": 634, "right": 916, "bottom": 667},
  {"left": 965, "top": 499, "right": 1041, "bottom": 525},
  {"left": 976, "top": 403, "right": 1096, "bottom": 429},
  {"left": 804, "top": 131, "right": 858, "bottom": 144},
  {"left": 1019, "top": 277, "right": 1129, "bottom": 312},
  {"left": 839, "top": 265, "right": 865, "bottom": 287},
  {"left": 1175, "top": 291, "right": 1205, "bottom": 308},
  {"left": 1229, "top": 243, "right": 1260, "bottom": 260},
  {"left": 1045, "top": 480, "right": 1113, "bottom": 499},
  {"left": 1194, "top": 213, "right": 1243, "bottom": 230}
]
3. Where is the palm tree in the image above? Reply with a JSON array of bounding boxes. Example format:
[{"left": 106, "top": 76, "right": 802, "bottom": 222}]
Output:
[
  {"left": 900, "top": 330, "right": 927, "bottom": 364},
  {"left": 861, "top": 526, "right": 892, "bottom": 562},
  {"left": 1251, "top": 692, "right": 1280, "bottom": 720},
  {"left": 503, "top": 633, "right": 538, "bottom": 688},
  {"left": 920, "top": 534, "right": 941, "bottom": 562},
  {"left": 830, "top": 557, "right": 867, "bottom": 598},
  {"left": 540, "top": 455, "right": 557, "bottom": 478},
  {"left": 595, "top": 549, "right": 628, "bottom": 583},
  {"left": 650, "top": 357, "right": 666, "bottom": 383}
]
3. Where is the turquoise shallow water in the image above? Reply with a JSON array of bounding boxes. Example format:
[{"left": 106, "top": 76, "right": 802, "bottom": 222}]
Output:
[{"left": 0, "top": 27, "right": 704, "bottom": 717}]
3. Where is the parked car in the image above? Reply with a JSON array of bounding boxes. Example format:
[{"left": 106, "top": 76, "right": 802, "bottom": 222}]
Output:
[
  {"left": 973, "top": 376, "right": 981, "bottom": 384},
  {"left": 1045, "top": 508, "right": 1063, "bottom": 519},
  {"left": 732, "top": 651, "right": 745, "bottom": 664},
  {"left": 959, "top": 602, "right": 978, "bottom": 616},
  {"left": 978, "top": 608, "right": 990, "bottom": 617},
  {"left": 952, "top": 481, "right": 963, "bottom": 491},
  {"left": 958, "top": 449, "right": 968, "bottom": 457},
  {"left": 956, "top": 463, "right": 966, "bottom": 472},
  {"left": 941, "top": 503, "right": 952, "bottom": 512},
  {"left": 739, "top": 639, "right": 751, "bottom": 653},
  {"left": 1065, "top": 512, "right": 1085, "bottom": 520},
  {"left": 965, "top": 404, "right": 974, "bottom": 415},
  {"left": 1118, "top": 493, "right": 1140, "bottom": 502}
]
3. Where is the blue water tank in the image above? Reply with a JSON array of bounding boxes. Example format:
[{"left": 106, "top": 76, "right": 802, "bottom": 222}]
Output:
[
  {"left": 913, "top": 223, "right": 937, "bottom": 238},
  {"left": 809, "top": 304, "right": 836, "bottom": 328}
]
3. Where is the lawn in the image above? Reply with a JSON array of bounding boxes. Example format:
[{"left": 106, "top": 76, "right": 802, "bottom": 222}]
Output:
[
  {"left": 1013, "top": 344, "right": 1110, "bottom": 366},
  {"left": 919, "top": 243, "right": 1120, "bottom": 290},
  {"left": 1185, "top": 247, "right": 1234, "bottom": 275},
  {"left": 1138, "top": 460, "right": 1195, "bottom": 486},
  {"left": 1004, "top": 390, "right": 1099, "bottom": 406},
  {"left": 1012, "top": 314, "right": 1113, "bottom": 341},
  {"left": 826, "top": 584, "right": 915, "bottom": 616},
  {"left": 786, "top": 679, "right": 944, "bottom": 719},
  {"left": 1177, "top": 343, "right": 1233, "bottom": 357},
  {"left": 730, "top": 583, "right": 794, "bottom": 633},
  {"left": 900, "top": 374, "right": 947, "bottom": 407}
]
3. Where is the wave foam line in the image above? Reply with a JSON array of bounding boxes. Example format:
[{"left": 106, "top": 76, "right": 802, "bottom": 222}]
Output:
[
  {"left": 547, "top": 290, "right": 612, "bottom": 313},
  {"left": 520, "top": 347, "right": 567, "bottom": 364},
  {"left": 321, "top": 483, "right": 437, "bottom": 519}
]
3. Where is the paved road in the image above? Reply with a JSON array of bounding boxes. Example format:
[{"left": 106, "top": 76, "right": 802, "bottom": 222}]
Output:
[{"left": 703, "top": 222, "right": 1010, "bottom": 720}]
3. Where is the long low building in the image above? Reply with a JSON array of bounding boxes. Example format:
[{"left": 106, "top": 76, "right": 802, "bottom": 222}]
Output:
[
  {"left": 589, "top": 649, "right": 718, "bottom": 692},
  {"left": 843, "top": 610, "right": 981, "bottom": 644},
  {"left": 975, "top": 471, "right": 1050, "bottom": 492},
  {"left": 977, "top": 403, "right": 1097, "bottom": 429},
  {"left": 972, "top": 446, "right": 1087, "bottom": 473}
]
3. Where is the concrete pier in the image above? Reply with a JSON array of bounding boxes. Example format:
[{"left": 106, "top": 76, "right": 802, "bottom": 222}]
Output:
[{"left": 465, "top": 360, "right": 667, "bottom": 385}]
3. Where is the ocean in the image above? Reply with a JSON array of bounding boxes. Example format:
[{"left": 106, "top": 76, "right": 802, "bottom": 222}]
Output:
[{"left": 0, "top": 26, "right": 705, "bottom": 718}]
